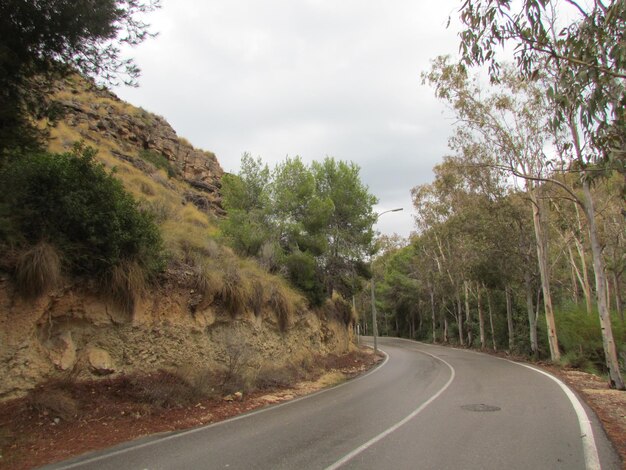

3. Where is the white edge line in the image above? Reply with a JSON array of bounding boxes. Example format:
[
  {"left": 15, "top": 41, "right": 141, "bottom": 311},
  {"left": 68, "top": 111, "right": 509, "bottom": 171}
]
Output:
[
  {"left": 52, "top": 349, "right": 391, "bottom": 470},
  {"left": 324, "top": 348, "right": 456, "bottom": 470},
  {"left": 508, "top": 361, "right": 601, "bottom": 470}
]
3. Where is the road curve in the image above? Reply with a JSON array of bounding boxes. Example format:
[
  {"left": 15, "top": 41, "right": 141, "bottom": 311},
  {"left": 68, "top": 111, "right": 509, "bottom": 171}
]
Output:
[{"left": 43, "top": 337, "right": 621, "bottom": 470}]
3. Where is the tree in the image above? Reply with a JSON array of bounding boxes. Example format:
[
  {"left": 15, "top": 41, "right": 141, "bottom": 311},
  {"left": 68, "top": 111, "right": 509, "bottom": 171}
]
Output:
[
  {"left": 0, "top": 0, "right": 159, "bottom": 152},
  {"left": 221, "top": 154, "right": 377, "bottom": 306},
  {"left": 457, "top": 1, "right": 625, "bottom": 389},
  {"left": 457, "top": 0, "right": 625, "bottom": 173},
  {"left": 424, "top": 58, "right": 562, "bottom": 360},
  {"left": 221, "top": 154, "right": 272, "bottom": 257},
  {"left": 312, "top": 158, "right": 378, "bottom": 298}
]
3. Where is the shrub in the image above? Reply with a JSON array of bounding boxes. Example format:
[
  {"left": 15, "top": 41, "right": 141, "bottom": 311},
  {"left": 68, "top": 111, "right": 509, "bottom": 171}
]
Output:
[
  {"left": 14, "top": 241, "right": 61, "bottom": 298},
  {"left": 125, "top": 370, "right": 202, "bottom": 409},
  {"left": 254, "top": 364, "right": 299, "bottom": 390},
  {"left": 28, "top": 387, "right": 78, "bottom": 421},
  {"left": 284, "top": 251, "right": 325, "bottom": 306},
  {"left": 138, "top": 149, "right": 178, "bottom": 178},
  {"left": 0, "top": 145, "right": 165, "bottom": 285},
  {"left": 322, "top": 293, "right": 355, "bottom": 326}
]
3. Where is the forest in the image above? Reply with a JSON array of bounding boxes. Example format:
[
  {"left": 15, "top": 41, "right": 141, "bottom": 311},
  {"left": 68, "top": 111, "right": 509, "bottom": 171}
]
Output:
[{"left": 364, "top": 0, "right": 625, "bottom": 390}]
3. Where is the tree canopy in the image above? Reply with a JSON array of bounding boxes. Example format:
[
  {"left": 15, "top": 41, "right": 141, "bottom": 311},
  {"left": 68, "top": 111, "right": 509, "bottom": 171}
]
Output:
[{"left": 0, "top": 0, "right": 159, "bottom": 153}]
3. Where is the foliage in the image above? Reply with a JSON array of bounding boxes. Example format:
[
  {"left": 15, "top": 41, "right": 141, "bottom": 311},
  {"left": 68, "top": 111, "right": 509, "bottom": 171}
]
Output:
[
  {"left": 0, "top": 145, "right": 165, "bottom": 289},
  {"left": 457, "top": 0, "right": 625, "bottom": 175},
  {"left": 221, "top": 154, "right": 377, "bottom": 306},
  {"left": 138, "top": 149, "right": 178, "bottom": 178},
  {"left": 0, "top": 0, "right": 159, "bottom": 153}
]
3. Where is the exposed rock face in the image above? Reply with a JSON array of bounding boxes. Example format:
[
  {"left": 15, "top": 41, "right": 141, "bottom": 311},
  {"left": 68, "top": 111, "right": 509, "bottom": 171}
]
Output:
[
  {"left": 0, "top": 279, "right": 351, "bottom": 400},
  {"left": 45, "top": 75, "right": 224, "bottom": 214}
]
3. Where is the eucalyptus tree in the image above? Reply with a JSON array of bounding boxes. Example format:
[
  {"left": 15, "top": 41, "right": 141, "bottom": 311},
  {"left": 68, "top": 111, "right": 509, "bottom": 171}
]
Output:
[
  {"left": 424, "top": 59, "right": 562, "bottom": 360},
  {"left": 457, "top": 0, "right": 626, "bottom": 389}
]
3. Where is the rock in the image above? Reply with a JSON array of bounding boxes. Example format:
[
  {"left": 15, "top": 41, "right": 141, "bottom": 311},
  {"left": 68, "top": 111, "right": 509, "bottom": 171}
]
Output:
[
  {"left": 47, "top": 331, "right": 77, "bottom": 371},
  {"left": 87, "top": 347, "right": 116, "bottom": 375},
  {"left": 234, "top": 391, "right": 243, "bottom": 401}
]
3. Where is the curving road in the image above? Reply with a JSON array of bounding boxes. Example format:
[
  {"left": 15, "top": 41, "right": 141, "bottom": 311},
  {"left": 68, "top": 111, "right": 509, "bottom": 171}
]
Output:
[{"left": 44, "top": 337, "right": 621, "bottom": 470}]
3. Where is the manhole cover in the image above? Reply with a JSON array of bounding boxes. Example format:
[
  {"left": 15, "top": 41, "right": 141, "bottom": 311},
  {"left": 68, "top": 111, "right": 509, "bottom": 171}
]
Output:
[{"left": 461, "top": 404, "right": 501, "bottom": 412}]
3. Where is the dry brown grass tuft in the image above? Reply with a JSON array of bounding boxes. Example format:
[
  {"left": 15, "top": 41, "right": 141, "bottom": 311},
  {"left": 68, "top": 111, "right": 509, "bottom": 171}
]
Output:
[
  {"left": 15, "top": 241, "right": 62, "bottom": 299},
  {"left": 322, "top": 293, "right": 355, "bottom": 326},
  {"left": 268, "top": 282, "right": 294, "bottom": 332},
  {"left": 249, "top": 279, "right": 265, "bottom": 317},
  {"left": 219, "top": 266, "right": 248, "bottom": 317},
  {"left": 192, "top": 261, "right": 224, "bottom": 309},
  {"left": 107, "top": 259, "right": 146, "bottom": 315}
]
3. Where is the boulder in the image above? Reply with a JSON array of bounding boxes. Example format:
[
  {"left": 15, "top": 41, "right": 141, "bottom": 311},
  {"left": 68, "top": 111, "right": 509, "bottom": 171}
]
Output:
[{"left": 86, "top": 347, "right": 116, "bottom": 375}]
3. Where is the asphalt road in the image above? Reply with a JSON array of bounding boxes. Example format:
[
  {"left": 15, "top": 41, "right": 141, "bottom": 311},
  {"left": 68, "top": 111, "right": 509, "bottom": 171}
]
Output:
[{"left": 44, "top": 337, "right": 621, "bottom": 470}]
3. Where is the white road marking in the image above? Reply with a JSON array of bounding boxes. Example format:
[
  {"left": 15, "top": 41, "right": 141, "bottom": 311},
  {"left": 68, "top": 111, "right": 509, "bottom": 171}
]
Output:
[
  {"left": 324, "top": 348, "right": 456, "bottom": 470},
  {"left": 510, "top": 361, "right": 601, "bottom": 470}
]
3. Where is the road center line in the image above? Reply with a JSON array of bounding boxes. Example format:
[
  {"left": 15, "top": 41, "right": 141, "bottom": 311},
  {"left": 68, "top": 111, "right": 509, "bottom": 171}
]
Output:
[
  {"left": 325, "top": 348, "right": 455, "bottom": 470},
  {"left": 509, "top": 361, "right": 601, "bottom": 470}
]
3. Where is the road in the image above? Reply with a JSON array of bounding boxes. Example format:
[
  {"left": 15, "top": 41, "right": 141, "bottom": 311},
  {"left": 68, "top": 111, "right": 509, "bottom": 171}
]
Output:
[{"left": 44, "top": 337, "right": 621, "bottom": 470}]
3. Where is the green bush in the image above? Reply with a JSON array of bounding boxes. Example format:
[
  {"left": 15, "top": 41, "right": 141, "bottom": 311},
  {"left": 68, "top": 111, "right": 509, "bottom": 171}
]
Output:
[
  {"left": 285, "top": 251, "right": 325, "bottom": 306},
  {"left": 138, "top": 149, "right": 178, "bottom": 178},
  {"left": 0, "top": 145, "right": 165, "bottom": 281},
  {"left": 553, "top": 303, "right": 626, "bottom": 373}
]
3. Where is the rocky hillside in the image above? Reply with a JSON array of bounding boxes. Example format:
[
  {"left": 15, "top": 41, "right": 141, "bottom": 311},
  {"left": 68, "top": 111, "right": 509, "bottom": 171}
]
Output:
[
  {"left": 42, "top": 74, "right": 224, "bottom": 215},
  {"left": 0, "top": 75, "right": 353, "bottom": 401}
]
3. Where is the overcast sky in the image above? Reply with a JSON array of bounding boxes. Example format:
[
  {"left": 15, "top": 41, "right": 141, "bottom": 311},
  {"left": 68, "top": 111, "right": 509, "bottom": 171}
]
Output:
[{"left": 113, "top": 0, "right": 463, "bottom": 238}]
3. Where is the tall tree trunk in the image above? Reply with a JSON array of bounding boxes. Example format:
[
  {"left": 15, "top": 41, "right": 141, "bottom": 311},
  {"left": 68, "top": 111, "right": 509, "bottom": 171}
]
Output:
[
  {"left": 464, "top": 280, "right": 473, "bottom": 346},
  {"left": 529, "top": 188, "right": 560, "bottom": 360},
  {"left": 505, "top": 286, "right": 514, "bottom": 352},
  {"left": 430, "top": 287, "right": 437, "bottom": 343},
  {"left": 443, "top": 314, "right": 448, "bottom": 343},
  {"left": 477, "top": 282, "right": 486, "bottom": 349},
  {"left": 574, "top": 241, "right": 594, "bottom": 315},
  {"left": 573, "top": 204, "right": 594, "bottom": 314},
  {"left": 567, "top": 244, "right": 580, "bottom": 305},
  {"left": 582, "top": 178, "right": 625, "bottom": 389},
  {"left": 456, "top": 294, "right": 465, "bottom": 346},
  {"left": 487, "top": 289, "right": 497, "bottom": 351},
  {"left": 525, "top": 271, "right": 538, "bottom": 356}
]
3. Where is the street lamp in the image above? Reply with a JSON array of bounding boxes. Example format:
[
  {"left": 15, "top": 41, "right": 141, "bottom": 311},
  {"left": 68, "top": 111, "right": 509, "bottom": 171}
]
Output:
[{"left": 371, "top": 207, "right": 403, "bottom": 355}]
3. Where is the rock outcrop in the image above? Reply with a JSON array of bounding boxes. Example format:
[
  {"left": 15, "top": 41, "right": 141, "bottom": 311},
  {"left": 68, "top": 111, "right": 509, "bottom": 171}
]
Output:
[
  {"left": 0, "top": 277, "right": 351, "bottom": 400},
  {"left": 44, "top": 75, "right": 224, "bottom": 215}
]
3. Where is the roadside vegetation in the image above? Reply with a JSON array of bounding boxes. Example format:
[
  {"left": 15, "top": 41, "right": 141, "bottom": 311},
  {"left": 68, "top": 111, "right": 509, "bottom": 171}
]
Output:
[{"left": 364, "top": 0, "right": 626, "bottom": 389}]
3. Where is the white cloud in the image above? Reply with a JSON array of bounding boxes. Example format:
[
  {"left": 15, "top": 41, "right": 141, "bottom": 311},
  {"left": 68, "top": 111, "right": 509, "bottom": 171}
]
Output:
[{"left": 114, "top": 0, "right": 463, "bottom": 237}]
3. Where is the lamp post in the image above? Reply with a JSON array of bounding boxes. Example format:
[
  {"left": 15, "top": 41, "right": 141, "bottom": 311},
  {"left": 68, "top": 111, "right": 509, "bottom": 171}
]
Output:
[{"left": 371, "top": 207, "right": 403, "bottom": 355}]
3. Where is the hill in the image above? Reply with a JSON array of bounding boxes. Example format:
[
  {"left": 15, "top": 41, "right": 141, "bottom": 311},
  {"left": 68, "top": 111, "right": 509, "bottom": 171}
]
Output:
[{"left": 0, "top": 75, "right": 353, "bottom": 401}]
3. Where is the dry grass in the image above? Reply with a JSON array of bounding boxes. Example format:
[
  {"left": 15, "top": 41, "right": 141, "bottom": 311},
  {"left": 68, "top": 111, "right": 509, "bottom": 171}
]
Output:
[
  {"left": 123, "top": 368, "right": 221, "bottom": 409},
  {"left": 192, "top": 261, "right": 224, "bottom": 309},
  {"left": 219, "top": 266, "right": 248, "bottom": 317},
  {"left": 249, "top": 279, "right": 265, "bottom": 317},
  {"left": 107, "top": 259, "right": 146, "bottom": 316},
  {"left": 39, "top": 75, "right": 312, "bottom": 336},
  {"left": 322, "top": 293, "right": 355, "bottom": 326},
  {"left": 15, "top": 241, "right": 62, "bottom": 299},
  {"left": 268, "top": 282, "right": 294, "bottom": 332}
]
